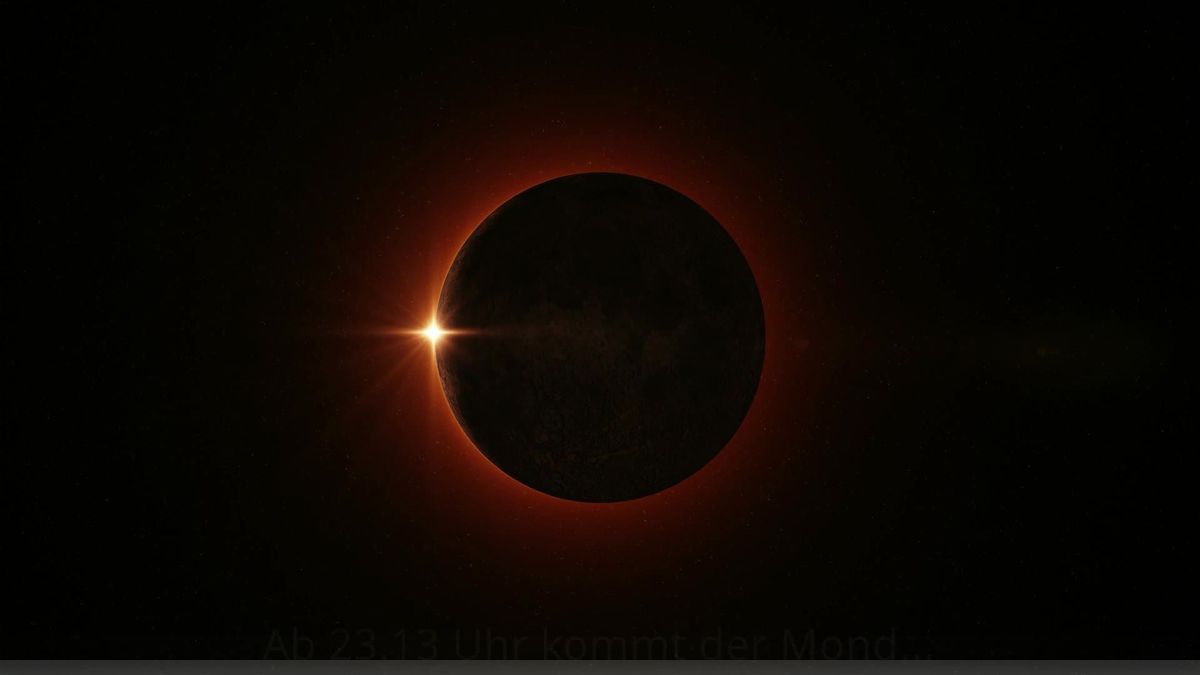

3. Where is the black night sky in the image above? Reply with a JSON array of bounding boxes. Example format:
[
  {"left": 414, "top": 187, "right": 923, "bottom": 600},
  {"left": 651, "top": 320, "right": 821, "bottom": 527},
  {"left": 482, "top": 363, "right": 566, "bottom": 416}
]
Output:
[{"left": 8, "top": 4, "right": 1195, "bottom": 659}]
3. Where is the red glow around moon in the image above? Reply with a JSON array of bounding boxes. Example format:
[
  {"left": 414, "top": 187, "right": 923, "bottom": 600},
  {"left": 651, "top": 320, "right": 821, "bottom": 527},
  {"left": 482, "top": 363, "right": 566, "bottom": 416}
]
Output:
[{"left": 352, "top": 82, "right": 825, "bottom": 627}]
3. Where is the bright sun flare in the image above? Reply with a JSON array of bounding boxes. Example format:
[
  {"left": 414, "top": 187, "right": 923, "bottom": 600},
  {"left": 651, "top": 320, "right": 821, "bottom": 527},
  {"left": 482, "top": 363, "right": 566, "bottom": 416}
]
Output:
[{"left": 421, "top": 321, "right": 445, "bottom": 344}]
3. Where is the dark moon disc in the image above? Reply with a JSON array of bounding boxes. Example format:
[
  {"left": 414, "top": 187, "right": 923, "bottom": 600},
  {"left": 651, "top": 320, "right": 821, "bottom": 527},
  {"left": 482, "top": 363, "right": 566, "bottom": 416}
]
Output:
[{"left": 436, "top": 173, "right": 765, "bottom": 502}]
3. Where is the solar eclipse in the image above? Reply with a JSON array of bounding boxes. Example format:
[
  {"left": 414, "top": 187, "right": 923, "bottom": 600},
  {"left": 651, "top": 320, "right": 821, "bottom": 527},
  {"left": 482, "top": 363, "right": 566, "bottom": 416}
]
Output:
[{"left": 427, "top": 173, "right": 765, "bottom": 502}]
